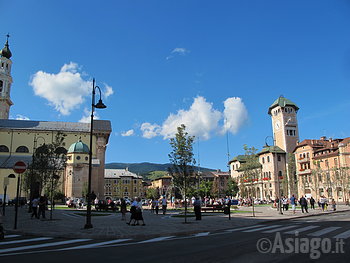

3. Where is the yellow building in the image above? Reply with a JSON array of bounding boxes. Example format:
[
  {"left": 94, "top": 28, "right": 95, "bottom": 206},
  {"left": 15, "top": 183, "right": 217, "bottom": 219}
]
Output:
[
  {"left": 104, "top": 168, "right": 144, "bottom": 199},
  {"left": 294, "top": 137, "right": 350, "bottom": 202},
  {"left": 0, "top": 37, "right": 111, "bottom": 201}
]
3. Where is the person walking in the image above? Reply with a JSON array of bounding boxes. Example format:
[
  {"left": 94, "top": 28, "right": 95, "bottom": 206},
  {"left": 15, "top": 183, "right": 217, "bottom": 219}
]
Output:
[
  {"left": 331, "top": 199, "right": 336, "bottom": 211},
  {"left": 120, "top": 198, "right": 127, "bottom": 221},
  {"left": 126, "top": 198, "right": 137, "bottom": 225},
  {"left": 38, "top": 196, "right": 46, "bottom": 219},
  {"left": 154, "top": 198, "right": 159, "bottom": 215},
  {"left": 299, "top": 195, "right": 308, "bottom": 213},
  {"left": 135, "top": 197, "right": 146, "bottom": 226},
  {"left": 320, "top": 196, "right": 326, "bottom": 211},
  {"left": 161, "top": 196, "right": 167, "bottom": 215},
  {"left": 290, "top": 194, "right": 297, "bottom": 214},
  {"left": 150, "top": 198, "right": 155, "bottom": 214},
  {"left": 310, "top": 196, "right": 315, "bottom": 209},
  {"left": 31, "top": 197, "right": 39, "bottom": 219},
  {"left": 193, "top": 197, "right": 202, "bottom": 220}
]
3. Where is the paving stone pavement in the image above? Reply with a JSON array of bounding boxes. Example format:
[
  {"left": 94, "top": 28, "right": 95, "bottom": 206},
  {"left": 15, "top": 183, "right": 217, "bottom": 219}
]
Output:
[{"left": 1, "top": 204, "right": 349, "bottom": 240}]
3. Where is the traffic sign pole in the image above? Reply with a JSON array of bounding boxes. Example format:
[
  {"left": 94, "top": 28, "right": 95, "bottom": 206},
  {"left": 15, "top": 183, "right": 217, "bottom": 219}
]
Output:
[
  {"left": 13, "top": 161, "right": 27, "bottom": 230},
  {"left": 14, "top": 173, "right": 20, "bottom": 230}
]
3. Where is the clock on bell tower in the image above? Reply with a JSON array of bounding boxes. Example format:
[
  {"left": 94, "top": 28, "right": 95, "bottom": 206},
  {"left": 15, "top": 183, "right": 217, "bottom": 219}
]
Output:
[{"left": 268, "top": 96, "right": 299, "bottom": 153}]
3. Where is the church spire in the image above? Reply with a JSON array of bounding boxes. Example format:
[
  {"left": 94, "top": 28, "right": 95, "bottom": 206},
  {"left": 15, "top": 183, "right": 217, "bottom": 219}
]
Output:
[{"left": 0, "top": 34, "right": 12, "bottom": 59}]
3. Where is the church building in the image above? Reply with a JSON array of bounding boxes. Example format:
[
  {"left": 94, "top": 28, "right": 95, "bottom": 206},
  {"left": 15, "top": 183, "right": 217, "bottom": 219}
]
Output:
[{"left": 0, "top": 36, "right": 111, "bottom": 201}]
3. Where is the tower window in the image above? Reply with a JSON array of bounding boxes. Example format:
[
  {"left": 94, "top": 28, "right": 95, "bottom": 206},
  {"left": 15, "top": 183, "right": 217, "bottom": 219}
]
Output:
[
  {"left": 267, "top": 156, "right": 270, "bottom": 162},
  {"left": 0, "top": 80, "right": 3, "bottom": 92},
  {"left": 16, "top": 146, "right": 29, "bottom": 153},
  {"left": 0, "top": 145, "right": 9, "bottom": 152}
]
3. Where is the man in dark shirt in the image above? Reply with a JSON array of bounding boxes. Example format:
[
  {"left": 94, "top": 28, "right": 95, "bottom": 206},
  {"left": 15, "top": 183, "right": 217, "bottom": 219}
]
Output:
[{"left": 299, "top": 195, "right": 308, "bottom": 213}]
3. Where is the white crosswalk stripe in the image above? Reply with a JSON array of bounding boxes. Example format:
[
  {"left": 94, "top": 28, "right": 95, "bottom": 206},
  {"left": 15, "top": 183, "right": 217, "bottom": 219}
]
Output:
[
  {"left": 59, "top": 239, "right": 132, "bottom": 250},
  {"left": 225, "top": 224, "right": 264, "bottom": 232},
  {"left": 243, "top": 225, "right": 282, "bottom": 233},
  {"left": 262, "top": 225, "right": 299, "bottom": 233},
  {"left": 194, "top": 232, "right": 210, "bottom": 237},
  {"left": 308, "top": 227, "right": 341, "bottom": 237},
  {"left": 0, "top": 239, "right": 91, "bottom": 254},
  {"left": 138, "top": 236, "right": 175, "bottom": 243},
  {"left": 333, "top": 229, "right": 350, "bottom": 239},
  {"left": 284, "top": 225, "right": 319, "bottom": 234}
]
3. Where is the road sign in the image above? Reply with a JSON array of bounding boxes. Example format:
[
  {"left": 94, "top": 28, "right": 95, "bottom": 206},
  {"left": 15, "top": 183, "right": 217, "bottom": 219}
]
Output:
[{"left": 13, "top": 161, "right": 27, "bottom": 174}]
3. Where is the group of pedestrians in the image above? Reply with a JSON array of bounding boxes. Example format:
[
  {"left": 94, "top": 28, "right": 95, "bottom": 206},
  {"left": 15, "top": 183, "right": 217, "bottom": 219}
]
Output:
[
  {"left": 30, "top": 196, "right": 48, "bottom": 219},
  {"left": 126, "top": 197, "right": 145, "bottom": 226},
  {"left": 279, "top": 194, "right": 337, "bottom": 214}
]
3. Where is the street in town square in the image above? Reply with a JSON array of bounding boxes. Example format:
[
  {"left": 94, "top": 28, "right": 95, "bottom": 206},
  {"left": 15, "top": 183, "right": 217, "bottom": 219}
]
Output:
[{"left": 1, "top": 204, "right": 350, "bottom": 262}]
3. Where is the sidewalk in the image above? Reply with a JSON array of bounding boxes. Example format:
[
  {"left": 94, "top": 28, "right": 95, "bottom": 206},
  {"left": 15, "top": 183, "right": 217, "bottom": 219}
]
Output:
[{"left": 2, "top": 204, "right": 349, "bottom": 240}]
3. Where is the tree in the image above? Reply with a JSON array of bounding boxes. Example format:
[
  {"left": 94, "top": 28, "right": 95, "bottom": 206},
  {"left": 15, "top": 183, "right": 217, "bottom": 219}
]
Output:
[
  {"left": 22, "top": 132, "right": 67, "bottom": 219},
  {"left": 226, "top": 177, "right": 239, "bottom": 197},
  {"left": 287, "top": 153, "right": 297, "bottom": 195},
  {"left": 146, "top": 187, "right": 160, "bottom": 200},
  {"left": 198, "top": 180, "right": 213, "bottom": 197},
  {"left": 168, "top": 124, "right": 196, "bottom": 223},
  {"left": 239, "top": 145, "right": 261, "bottom": 217}
]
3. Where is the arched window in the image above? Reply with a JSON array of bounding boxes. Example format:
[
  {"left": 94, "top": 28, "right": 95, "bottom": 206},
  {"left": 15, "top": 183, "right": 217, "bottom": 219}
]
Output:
[
  {"left": 0, "top": 145, "right": 9, "bottom": 152},
  {"left": 16, "top": 146, "right": 29, "bottom": 153},
  {"left": 0, "top": 80, "right": 3, "bottom": 92},
  {"left": 262, "top": 157, "right": 265, "bottom": 164},
  {"left": 278, "top": 171, "right": 283, "bottom": 177},
  {"left": 267, "top": 156, "right": 270, "bottom": 162}
]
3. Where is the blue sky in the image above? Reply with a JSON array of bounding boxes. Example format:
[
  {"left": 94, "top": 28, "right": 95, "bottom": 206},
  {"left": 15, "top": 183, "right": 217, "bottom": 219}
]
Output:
[{"left": 2, "top": 1, "right": 350, "bottom": 170}]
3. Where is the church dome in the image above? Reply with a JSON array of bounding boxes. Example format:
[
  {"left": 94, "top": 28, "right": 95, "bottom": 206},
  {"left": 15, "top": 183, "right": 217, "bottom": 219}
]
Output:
[
  {"left": 68, "top": 140, "right": 89, "bottom": 154},
  {"left": 0, "top": 38, "right": 12, "bottom": 59}
]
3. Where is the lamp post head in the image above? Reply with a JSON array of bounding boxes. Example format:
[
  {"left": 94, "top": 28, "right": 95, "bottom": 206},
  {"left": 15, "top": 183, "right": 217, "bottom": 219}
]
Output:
[{"left": 95, "top": 99, "right": 107, "bottom": 109}]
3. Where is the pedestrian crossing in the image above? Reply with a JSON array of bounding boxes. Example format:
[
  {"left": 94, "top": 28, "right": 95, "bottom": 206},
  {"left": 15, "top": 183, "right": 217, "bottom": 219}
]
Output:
[
  {"left": 224, "top": 224, "right": 350, "bottom": 239},
  {"left": 1, "top": 223, "right": 350, "bottom": 256}
]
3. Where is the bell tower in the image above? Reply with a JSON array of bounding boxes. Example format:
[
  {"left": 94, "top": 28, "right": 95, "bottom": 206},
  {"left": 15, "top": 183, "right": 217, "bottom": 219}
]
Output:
[
  {"left": 0, "top": 34, "right": 14, "bottom": 119},
  {"left": 268, "top": 96, "right": 299, "bottom": 153}
]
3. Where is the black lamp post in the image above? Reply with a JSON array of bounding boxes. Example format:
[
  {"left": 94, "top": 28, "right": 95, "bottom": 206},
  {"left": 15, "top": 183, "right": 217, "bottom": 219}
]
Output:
[
  {"left": 84, "top": 78, "right": 106, "bottom": 229},
  {"left": 2, "top": 174, "right": 15, "bottom": 216}
]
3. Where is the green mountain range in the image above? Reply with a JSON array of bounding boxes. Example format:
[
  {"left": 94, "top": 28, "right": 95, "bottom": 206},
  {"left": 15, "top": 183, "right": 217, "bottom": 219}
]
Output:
[{"left": 105, "top": 162, "right": 215, "bottom": 180}]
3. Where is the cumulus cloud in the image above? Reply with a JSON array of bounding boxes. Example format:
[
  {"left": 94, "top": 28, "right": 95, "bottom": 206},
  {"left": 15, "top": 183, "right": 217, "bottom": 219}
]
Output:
[
  {"left": 141, "top": 123, "right": 161, "bottom": 139},
  {"left": 161, "top": 96, "right": 221, "bottom": 140},
  {"left": 140, "top": 96, "right": 248, "bottom": 140},
  {"left": 79, "top": 108, "right": 100, "bottom": 123},
  {"left": 29, "top": 62, "right": 113, "bottom": 116},
  {"left": 121, "top": 129, "right": 135, "bottom": 137},
  {"left": 15, "top": 114, "right": 30, "bottom": 120},
  {"left": 222, "top": 97, "right": 249, "bottom": 134}
]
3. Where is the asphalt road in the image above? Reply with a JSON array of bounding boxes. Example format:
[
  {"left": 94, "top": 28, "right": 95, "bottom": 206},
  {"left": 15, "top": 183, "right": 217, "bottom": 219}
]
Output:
[{"left": 1, "top": 211, "right": 349, "bottom": 263}]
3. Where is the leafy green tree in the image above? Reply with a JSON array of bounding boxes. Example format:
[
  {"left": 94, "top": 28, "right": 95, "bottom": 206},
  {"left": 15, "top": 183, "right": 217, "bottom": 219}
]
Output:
[
  {"left": 146, "top": 187, "right": 160, "bottom": 200},
  {"left": 198, "top": 180, "right": 213, "bottom": 197},
  {"left": 168, "top": 124, "right": 196, "bottom": 223},
  {"left": 226, "top": 177, "right": 239, "bottom": 197}
]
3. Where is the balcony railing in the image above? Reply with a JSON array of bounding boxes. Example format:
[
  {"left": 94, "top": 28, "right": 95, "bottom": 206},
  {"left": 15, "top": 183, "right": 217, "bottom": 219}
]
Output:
[{"left": 298, "top": 169, "right": 311, "bottom": 175}]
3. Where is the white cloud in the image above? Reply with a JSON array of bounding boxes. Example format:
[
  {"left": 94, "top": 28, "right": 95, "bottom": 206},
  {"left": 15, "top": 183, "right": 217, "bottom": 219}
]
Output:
[
  {"left": 15, "top": 114, "right": 30, "bottom": 120},
  {"left": 161, "top": 96, "right": 221, "bottom": 140},
  {"left": 79, "top": 108, "right": 100, "bottom": 123},
  {"left": 103, "top": 84, "right": 114, "bottom": 98},
  {"left": 172, "top": 48, "right": 190, "bottom": 55},
  {"left": 222, "top": 97, "right": 249, "bottom": 134},
  {"left": 166, "top": 47, "right": 190, "bottom": 60},
  {"left": 29, "top": 62, "right": 113, "bottom": 116},
  {"left": 140, "top": 96, "right": 248, "bottom": 140},
  {"left": 141, "top": 123, "right": 161, "bottom": 139},
  {"left": 121, "top": 129, "right": 135, "bottom": 137}
]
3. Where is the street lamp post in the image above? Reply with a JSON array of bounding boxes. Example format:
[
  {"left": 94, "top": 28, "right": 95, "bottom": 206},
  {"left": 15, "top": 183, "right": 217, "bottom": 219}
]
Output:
[
  {"left": 2, "top": 174, "right": 15, "bottom": 216},
  {"left": 84, "top": 78, "right": 106, "bottom": 229}
]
